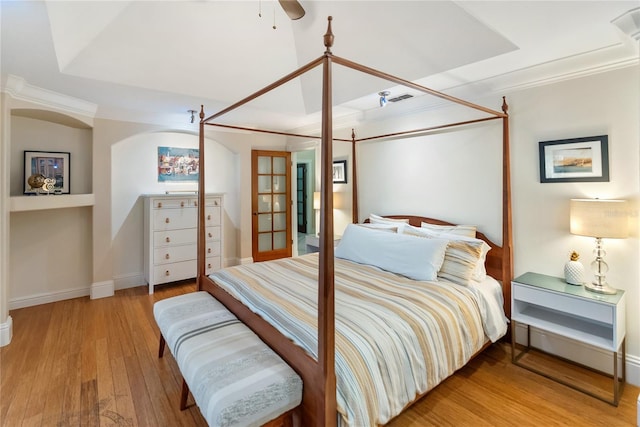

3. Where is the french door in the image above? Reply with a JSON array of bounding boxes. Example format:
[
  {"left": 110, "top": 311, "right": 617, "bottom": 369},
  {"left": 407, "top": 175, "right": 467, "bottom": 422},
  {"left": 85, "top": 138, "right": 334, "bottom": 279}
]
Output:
[{"left": 252, "top": 150, "right": 292, "bottom": 262}]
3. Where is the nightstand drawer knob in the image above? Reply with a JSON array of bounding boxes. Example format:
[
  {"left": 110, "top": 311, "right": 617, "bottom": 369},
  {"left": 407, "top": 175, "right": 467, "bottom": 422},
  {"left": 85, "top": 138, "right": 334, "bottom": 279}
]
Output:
[
  {"left": 165, "top": 237, "right": 171, "bottom": 243},
  {"left": 165, "top": 254, "right": 170, "bottom": 260},
  {"left": 165, "top": 270, "right": 170, "bottom": 276},
  {"left": 165, "top": 218, "right": 170, "bottom": 224}
]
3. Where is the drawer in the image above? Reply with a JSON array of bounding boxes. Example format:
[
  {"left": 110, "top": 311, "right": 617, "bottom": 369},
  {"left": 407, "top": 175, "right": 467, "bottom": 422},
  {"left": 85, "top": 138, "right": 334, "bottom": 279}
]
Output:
[
  {"left": 155, "top": 226, "right": 219, "bottom": 247},
  {"left": 151, "top": 197, "right": 195, "bottom": 209},
  {"left": 153, "top": 260, "right": 196, "bottom": 285},
  {"left": 513, "top": 283, "right": 613, "bottom": 325},
  {"left": 204, "top": 206, "right": 221, "bottom": 226},
  {"left": 154, "top": 229, "right": 196, "bottom": 246},
  {"left": 205, "top": 196, "right": 222, "bottom": 207},
  {"left": 205, "top": 241, "right": 221, "bottom": 257},
  {"left": 153, "top": 244, "right": 196, "bottom": 265},
  {"left": 153, "top": 207, "right": 197, "bottom": 230},
  {"left": 205, "top": 226, "right": 221, "bottom": 241},
  {"left": 205, "top": 256, "right": 221, "bottom": 274}
]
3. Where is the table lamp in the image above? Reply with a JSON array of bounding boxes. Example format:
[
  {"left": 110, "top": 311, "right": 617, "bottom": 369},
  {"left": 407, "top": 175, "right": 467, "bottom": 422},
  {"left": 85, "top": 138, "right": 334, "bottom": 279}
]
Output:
[{"left": 569, "top": 199, "right": 628, "bottom": 294}]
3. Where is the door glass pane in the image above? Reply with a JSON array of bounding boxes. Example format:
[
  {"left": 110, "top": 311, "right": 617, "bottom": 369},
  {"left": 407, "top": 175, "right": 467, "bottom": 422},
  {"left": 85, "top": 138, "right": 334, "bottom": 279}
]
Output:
[
  {"left": 258, "top": 195, "right": 272, "bottom": 213},
  {"left": 273, "top": 231, "right": 286, "bottom": 250},
  {"left": 273, "top": 213, "right": 286, "bottom": 231},
  {"left": 273, "top": 157, "right": 286, "bottom": 174},
  {"left": 258, "top": 156, "right": 271, "bottom": 174},
  {"left": 258, "top": 214, "right": 272, "bottom": 232},
  {"left": 273, "top": 176, "right": 285, "bottom": 193},
  {"left": 258, "top": 233, "right": 272, "bottom": 251},
  {"left": 274, "top": 195, "right": 286, "bottom": 212},
  {"left": 258, "top": 176, "right": 271, "bottom": 192}
]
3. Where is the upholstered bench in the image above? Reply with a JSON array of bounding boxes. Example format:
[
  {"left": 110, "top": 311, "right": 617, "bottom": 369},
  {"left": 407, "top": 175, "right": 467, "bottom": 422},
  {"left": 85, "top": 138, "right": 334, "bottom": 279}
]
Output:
[{"left": 153, "top": 291, "right": 302, "bottom": 427}]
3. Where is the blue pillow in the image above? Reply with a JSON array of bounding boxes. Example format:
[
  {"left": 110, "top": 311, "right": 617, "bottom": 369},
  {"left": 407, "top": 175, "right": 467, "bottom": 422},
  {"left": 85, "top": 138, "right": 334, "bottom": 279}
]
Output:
[{"left": 335, "top": 224, "right": 448, "bottom": 281}]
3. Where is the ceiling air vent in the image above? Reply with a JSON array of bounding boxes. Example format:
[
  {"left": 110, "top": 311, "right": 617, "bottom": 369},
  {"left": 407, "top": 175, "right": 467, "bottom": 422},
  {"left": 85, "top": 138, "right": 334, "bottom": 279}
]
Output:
[{"left": 388, "top": 94, "right": 413, "bottom": 103}]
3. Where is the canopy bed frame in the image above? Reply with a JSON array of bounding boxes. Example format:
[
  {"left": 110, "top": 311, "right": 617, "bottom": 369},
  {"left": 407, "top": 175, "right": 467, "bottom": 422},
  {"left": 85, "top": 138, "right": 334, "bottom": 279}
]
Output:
[{"left": 196, "top": 17, "right": 512, "bottom": 427}]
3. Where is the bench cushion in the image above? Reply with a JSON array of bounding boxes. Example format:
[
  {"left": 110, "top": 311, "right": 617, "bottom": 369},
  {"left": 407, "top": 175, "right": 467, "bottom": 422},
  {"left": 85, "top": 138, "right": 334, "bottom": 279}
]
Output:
[{"left": 154, "top": 291, "right": 302, "bottom": 427}]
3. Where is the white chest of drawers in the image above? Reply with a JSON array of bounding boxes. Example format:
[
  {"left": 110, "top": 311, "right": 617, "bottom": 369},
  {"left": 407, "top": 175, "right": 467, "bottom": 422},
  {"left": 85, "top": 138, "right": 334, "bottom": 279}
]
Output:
[{"left": 143, "top": 193, "right": 223, "bottom": 294}]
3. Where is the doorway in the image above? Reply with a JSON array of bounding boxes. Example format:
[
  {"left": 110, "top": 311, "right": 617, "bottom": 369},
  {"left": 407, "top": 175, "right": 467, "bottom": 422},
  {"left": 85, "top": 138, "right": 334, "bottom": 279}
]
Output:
[{"left": 251, "top": 150, "right": 292, "bottom": 262}]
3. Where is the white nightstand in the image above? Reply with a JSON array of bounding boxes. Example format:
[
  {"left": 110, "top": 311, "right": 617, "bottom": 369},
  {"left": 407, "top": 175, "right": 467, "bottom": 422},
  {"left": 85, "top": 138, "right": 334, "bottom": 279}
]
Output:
[
  {"left": 511, "top": 272, "right": 626, "bottom": 406},
  {"left": 305, "top": 235, "right": 341, "bottom": 253}
]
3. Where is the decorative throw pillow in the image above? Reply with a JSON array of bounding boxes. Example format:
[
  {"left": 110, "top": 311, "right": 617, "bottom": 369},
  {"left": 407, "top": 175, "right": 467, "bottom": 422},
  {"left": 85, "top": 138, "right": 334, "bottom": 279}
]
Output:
[
  {"left": 403, "top": 225, "right": 490, "bottom": 285},
  {"left": 420, "top": 222, "right": 477, "bottom": 238}
]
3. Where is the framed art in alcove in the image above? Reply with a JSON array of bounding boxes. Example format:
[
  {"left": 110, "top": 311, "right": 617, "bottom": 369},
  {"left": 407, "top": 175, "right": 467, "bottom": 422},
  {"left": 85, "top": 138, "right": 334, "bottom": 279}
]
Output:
[
  {"left": 539, "top": 135, "right": 609, "bottom": 183},
  {"left": 24, "top": 150, "right": 70, "bottom": 194},
  {"left": 157, "top": 146, "right": 199, "bottom": 182}
]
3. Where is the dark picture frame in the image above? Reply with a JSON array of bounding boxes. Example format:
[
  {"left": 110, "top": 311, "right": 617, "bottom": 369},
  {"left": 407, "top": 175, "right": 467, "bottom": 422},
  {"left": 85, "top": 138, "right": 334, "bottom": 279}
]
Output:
[
  {"left": 538, "top": 135, "right": 609, "bottom": 183},
  {"left": 332, "top": 160, "right": 347, "bottom": 184},
  {"left": 24, "top": 150, "right": 70, "bottom": 194}
]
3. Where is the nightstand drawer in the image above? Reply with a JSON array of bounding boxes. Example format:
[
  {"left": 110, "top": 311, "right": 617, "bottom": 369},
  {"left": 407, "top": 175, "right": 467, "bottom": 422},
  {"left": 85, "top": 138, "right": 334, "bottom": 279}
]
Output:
[{"left": 513, "top": 284, "right": 613, "bottom": 325}]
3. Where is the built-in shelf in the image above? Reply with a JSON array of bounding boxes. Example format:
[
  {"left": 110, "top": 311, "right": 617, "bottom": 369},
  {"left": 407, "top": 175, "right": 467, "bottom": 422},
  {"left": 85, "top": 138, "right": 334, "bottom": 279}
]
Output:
[{"left": 10, "top": 194, "right": 95, "bottom": 212}]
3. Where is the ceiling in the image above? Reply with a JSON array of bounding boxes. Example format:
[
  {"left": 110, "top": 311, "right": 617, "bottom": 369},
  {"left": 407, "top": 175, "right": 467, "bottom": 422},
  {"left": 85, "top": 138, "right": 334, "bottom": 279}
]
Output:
[{"left": 1, "top": 1, "right": 638, "bottom": 132}]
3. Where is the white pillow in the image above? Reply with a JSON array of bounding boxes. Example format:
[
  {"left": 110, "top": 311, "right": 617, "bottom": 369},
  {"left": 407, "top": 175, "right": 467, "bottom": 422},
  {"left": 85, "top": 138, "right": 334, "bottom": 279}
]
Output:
[
  {"left": 357, "top": 223, "right": 399, "bottom": 233},
  {"left": 369, "top": 213, "right": 410, "bottom": 226},
  {"left": 421, "top": 221, "right": 476, "bottom": 238},
  {"left": 335, "top": 224, "right": 448, "bottom": 281},
  {"left": 403, "top": 225, "right": 491, "bottom": 285}
]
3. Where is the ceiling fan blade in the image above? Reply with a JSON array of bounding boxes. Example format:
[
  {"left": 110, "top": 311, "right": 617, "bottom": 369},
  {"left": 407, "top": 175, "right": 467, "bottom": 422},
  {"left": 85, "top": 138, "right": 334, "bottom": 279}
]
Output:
[{"left": 278, "top": 0, "right": 305, "bottom": 20}]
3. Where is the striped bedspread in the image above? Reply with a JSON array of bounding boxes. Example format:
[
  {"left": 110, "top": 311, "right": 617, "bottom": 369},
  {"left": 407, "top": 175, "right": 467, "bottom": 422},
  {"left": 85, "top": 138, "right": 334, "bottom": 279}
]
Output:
[{"left": 210, "top": 253, "right": 499, "bottom": 427}]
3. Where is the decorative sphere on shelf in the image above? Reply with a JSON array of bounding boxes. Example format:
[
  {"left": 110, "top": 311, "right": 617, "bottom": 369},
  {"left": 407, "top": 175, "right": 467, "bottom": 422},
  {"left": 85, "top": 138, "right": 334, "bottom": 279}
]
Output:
[
  {"left": 27, "top": 173, "right": 46, "bottom": 190},
  {"left": 564, "top": 251, "right": 585, "bottom": 285}
]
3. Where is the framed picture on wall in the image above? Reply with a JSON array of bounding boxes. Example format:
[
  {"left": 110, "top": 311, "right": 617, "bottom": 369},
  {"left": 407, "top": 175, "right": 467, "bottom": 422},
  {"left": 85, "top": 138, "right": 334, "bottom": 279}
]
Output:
[
  {"left": 538, "top": 135, "right": 609, "bottom": 183},
  {"left": 157, "top": 146, "right": 199, "bottom": 182},
  {"left": 24, "top": 150, "right": 70, "bottom": 194},
  {"left": 332, "top": 160, "right": 347, "bottom": 184}
]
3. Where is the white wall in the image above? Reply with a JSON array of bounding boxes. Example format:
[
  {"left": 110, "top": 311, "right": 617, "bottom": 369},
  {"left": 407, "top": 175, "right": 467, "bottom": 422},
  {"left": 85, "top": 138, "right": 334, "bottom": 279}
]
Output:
[
  {"left": 355, "top": 65, "right": 640, "bottom": 382},
  {"left": 111, "top": 131, "right": 239, "bottom": 286},
  {"left": 8, "top": 114, "right": 94, "bottom": 307}
]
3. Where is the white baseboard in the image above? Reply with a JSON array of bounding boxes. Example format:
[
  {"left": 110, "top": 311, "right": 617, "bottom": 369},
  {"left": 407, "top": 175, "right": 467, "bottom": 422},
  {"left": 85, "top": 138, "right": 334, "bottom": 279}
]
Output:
[
  {"left": 9, "top": 287, "right": 90, "bottom": 310},
  {"left": 90, "top": 280, "right": 114, "bottom": 299},
  {"left": 114, "top": 273, "right": 144, "bottom": 290},
  {"left": 515, "top": 323, "right": 639, "bottom": 386},
  {"left": 239, "top": 257, "right": 254, "bottom": 265},
  {"left": 0, "top": 315, "right": 12, "bottom": 347}
]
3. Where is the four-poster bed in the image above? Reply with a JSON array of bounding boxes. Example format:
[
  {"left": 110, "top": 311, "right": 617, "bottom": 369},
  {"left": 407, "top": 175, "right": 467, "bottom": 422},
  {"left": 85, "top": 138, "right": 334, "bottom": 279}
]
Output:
[{"left": 196, "top": 17, "right": 512, "bottom": 427}]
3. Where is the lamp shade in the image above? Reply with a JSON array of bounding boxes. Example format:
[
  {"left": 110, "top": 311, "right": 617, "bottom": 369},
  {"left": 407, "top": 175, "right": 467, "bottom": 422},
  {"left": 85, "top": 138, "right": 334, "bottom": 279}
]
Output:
[
  {"left": 313, "top": 192, "right": 320, "bottom": 210},
  {"left": 569, "top": 199, "right": 628, "bottom": 239}
]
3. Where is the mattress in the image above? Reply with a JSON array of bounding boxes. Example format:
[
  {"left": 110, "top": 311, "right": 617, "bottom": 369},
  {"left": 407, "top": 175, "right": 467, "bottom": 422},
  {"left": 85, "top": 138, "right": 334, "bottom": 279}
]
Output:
[{"left": 209, "top": 253, "right": 507, "bottom": 427}]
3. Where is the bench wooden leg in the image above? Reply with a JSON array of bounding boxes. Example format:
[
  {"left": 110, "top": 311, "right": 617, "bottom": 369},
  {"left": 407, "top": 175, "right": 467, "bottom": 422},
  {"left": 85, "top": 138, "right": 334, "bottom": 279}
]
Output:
[
  {"left": 159, "top": 334, "right": 166, "bottom": 358},
  {"left": 180, "top": 379, "right": 190, "bottom": 411}
]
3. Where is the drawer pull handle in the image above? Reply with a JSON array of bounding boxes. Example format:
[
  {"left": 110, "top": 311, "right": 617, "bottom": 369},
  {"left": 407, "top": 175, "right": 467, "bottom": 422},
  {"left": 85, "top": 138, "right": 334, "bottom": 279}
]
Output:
[
  {"left": 165, "top": 270, "right": 170, "bottom": 276},
  {"left": 207, "top": 248, "right": 212, "bottom": 254},
  {"left": 194, "top": 201, "right": 198, "bottom": 207},
  {"left": 207, "top": 263, "right": 212, "bottom": 269},
  {"left": 165, "top": 218, "right": 170, "bottom": 224},
  {"left": 214, "top": 200, "right": 218, "bottom": 206},
  {"left": 165, "top": 237, "right": 171, "bottom": 243},
  {"left": 208, "top": 232, "right": 212, "bottom": 238},
  {"left": 207, "top": 215, "right": 212, "bottom": 220},
  {"left": 165, "top": 254, "right": 170, "bottom": 260},
  {"left": 158, "top": 202, "right": 162, "bottom": 208},
  {"left": 180, "top": 201, "right": 185, "bottom": 208}
]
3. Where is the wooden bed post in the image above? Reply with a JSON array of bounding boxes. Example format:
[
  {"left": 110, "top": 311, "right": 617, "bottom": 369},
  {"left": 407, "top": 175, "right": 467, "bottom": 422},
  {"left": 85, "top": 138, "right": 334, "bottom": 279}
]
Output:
[
  {"left": 197, "top": 105, "right": 206, "bottom": 290},
  {"left": 501, "top": 97, "right": 513, "bottom": 319},
  {"left": 351, "top": 129, "right": 358, "bottom": 224},
  {"left": 317, "top": 16, "right": 337, "bottom": 427}
]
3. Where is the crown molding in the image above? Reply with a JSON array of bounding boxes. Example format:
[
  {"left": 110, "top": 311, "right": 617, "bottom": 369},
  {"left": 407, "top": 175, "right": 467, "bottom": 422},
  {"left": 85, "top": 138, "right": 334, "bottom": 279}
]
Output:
[{"left": 2, "top": 75, "right": 98, "bottom": 118}]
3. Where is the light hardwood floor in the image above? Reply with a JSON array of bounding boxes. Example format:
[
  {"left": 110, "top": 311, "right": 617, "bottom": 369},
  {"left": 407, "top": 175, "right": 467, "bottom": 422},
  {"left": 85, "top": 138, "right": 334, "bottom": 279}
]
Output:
[{"left": 1, "top": 281, "right": 637, "bottom": 426}]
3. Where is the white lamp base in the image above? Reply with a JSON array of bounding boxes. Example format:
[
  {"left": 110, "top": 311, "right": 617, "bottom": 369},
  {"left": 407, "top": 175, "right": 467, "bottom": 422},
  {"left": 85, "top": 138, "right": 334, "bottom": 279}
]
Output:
[{"left": 584, "top": 281, "right": 618, "bottom": 295}]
